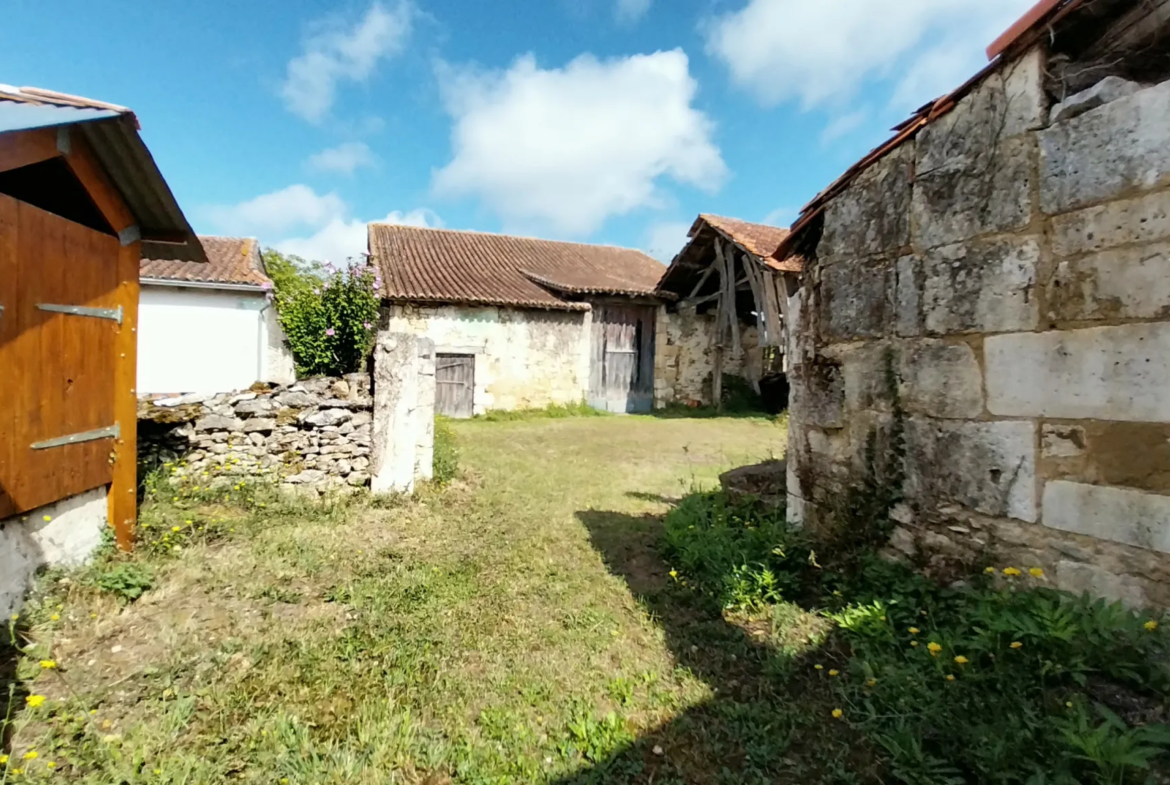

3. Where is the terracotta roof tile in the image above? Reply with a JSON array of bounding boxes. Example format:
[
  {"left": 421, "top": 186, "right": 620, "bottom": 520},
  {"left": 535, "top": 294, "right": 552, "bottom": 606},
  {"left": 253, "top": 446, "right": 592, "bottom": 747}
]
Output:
[
  {"left": 697, "top": 214, "right": 790, "bottom": 259},
  {"left": 141, "top": 236, "right": 269, "bottom": 288},
  {"left": 368, "top": 224, "right": 665, "bottom": 311}
]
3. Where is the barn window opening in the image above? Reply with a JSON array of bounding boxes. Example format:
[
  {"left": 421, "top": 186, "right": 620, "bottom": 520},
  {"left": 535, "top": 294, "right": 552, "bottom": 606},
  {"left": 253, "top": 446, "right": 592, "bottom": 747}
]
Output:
[{"left": 0, "top": 158, "right": 115, "bottom": 235}]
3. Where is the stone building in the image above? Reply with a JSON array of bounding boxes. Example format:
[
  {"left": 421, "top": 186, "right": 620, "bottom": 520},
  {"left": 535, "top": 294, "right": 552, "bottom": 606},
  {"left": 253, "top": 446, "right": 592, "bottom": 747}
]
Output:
[
  {"left": 368, "top": 224, "right": 666, "bottom": 415},
  {"left": 775, "top": 0, "right": 1170, "bottom": 606},
  {"left": 655, "top": 214, "right": 799, "bottom": 407}
]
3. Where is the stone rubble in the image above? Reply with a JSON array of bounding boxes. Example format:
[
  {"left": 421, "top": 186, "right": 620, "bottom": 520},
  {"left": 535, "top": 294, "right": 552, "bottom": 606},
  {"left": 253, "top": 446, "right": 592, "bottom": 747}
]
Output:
[{"left": 139, "top": 373, "right": 373, "bottom": 495}]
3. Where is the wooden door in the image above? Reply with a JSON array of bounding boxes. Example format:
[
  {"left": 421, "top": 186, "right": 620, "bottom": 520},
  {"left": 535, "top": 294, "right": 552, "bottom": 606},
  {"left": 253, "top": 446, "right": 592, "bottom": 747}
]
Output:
[
  {"left": 588, "top": 305, "right": 656, "bottom": 413},
  {"left": 435, "top": 354, "right": 475, "bottom": 418},
  {"left": 0, "top": 195, "right": 121, "bottom": 517}
]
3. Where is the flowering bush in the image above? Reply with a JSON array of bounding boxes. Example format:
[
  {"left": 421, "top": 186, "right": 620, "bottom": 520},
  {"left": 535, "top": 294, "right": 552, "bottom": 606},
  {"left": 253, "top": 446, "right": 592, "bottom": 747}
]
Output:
[{"left": 265, "top": 250, "right": 381, "bottom": 377}]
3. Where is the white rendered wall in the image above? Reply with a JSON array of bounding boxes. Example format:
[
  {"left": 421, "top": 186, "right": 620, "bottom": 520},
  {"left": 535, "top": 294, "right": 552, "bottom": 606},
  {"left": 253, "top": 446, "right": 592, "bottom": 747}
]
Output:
[{"left": 139, "top": 285, "right": 291, "bottom": 394}]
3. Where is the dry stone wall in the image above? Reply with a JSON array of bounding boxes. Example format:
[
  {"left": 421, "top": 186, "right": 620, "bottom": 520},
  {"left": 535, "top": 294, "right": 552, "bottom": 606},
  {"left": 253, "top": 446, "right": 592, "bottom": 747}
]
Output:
[
  {"left": 139, "top": 374, "right": 374, "bottom": 495},
  {"left": 787, "top": 48, "right": 1170, "bottom": 608},
  {"left": 654, "top": 307, "right": 759, "bottom": 407}
]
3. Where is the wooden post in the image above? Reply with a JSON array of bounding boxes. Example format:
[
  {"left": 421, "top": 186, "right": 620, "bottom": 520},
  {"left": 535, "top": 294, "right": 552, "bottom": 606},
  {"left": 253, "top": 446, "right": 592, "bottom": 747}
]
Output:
[{"left": 110, "top": 240, "right": 139, "bottom": 550}]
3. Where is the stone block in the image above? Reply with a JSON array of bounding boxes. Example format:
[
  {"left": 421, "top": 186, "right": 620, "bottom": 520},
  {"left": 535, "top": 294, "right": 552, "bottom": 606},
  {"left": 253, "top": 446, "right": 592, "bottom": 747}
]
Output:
[
  {"left": 1043, "top": 481, "right": 1170, "bottom": 554},
  {"left": 301, "top": 408, "right": 354, "bottom": 428},
  {"left": 922, "top": 238, "right": 1039, "bottom": 335},
  {"left": 234, "top": 398, "right": 276, "bottom": 416},
  {"left": 795, "top": 358, "right": 844, "bottom": 429},
  {"left": 1041, "top": 425, "right": 1086, "bottom": 458},
  {"left": 1049, "top": 76, "right": 1142, "bottom": 125},
  {"left": 894, "top": 255, "right": 924, "bottom": 337},
  {"left": 905, "top": 418, "right": 1037, "bottom": 522},
  {"left": 820, "top": 145, "right": 913, "bottom": 261},
  {"left": 1075, "top": 422, "right": 1170, "bottom": 494},
  {"left": 242, "top": 418, "right": 276, "bottom": 434},
  {"left": 1055, "top": 560, "right": 1147, "bottom": 608},
  {"left": 824, "top": 341, "right": 893, "bottom": 414},
  {"left": 1045, "top": 243, "right": 1170, "bottom": 322},
  {"left": 1051, "top": 190, "right": 1170, "bottom": 257},
  {"left": 898, "top": 340, "right": 983, "bottom": 419},
  {"left": 276, "top": 391, "right": 318, "bottom": 409},
  {"left": 1040, "top": 81, "right": 1170, "bottom": 215},
  {"left": 913, "top": 136, "right": 1034, "bottom": 250},
  {"left": 822, "top": 259, "right": 894, "bottom": 341},
  {"left": 985, "top": 323, "right": 1170, "bottom": 421},
  {"left": 195, "top": 415, "right": 243, "bottom": 432}
]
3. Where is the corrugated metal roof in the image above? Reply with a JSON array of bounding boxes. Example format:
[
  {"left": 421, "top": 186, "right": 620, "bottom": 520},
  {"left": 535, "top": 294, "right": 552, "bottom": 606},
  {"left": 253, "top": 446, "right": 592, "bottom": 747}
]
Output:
[{"left": 0, "top": 85, "right": 202, "bottom": 260}]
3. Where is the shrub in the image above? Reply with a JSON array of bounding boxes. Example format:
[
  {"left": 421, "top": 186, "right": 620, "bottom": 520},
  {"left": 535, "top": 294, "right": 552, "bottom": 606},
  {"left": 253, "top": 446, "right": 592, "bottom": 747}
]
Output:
[
  {"left": 93, "top": 563, "right": 154, "bottom": 604},
  {"left": 265, "top": 249, "right": 381, "bottom": 377},
  {"left": 433, "top": 417, "right": 460, "bottom": 485}
]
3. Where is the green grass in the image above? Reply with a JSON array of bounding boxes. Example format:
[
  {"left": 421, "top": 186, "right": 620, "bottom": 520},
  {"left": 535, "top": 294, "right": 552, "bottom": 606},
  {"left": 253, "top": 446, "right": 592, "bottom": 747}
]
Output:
[
  {"left": 474, "top": 401, "right": 609, "bottom": 422},
  {"left": 2, "top": 416, "right": 788, "bottom": 784}
]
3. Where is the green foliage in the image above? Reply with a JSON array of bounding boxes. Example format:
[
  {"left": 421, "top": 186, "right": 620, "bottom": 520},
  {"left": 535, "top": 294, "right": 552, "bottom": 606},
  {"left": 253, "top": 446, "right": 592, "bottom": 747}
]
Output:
[
  {"left": 433, "top": 416, "right": 460, "bottom": 485},
  {"left": 92, "top": 562, "right": 154, "bottom": 604},
  {"left": 264, "top": 249, "right": 380, "bottom": 377},
  {"left": 720, "top": 373, "right": 766, "bottom": 413},
  {"left": 476, "top": 401, "right": 608, "bottom": 422},
  {"left": 665, "top": 490, "right": 1170, "bottom": 783}
]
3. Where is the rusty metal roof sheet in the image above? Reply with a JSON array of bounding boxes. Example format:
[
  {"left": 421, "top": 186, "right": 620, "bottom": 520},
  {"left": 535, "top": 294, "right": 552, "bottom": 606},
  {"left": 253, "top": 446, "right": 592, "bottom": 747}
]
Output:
[
  {"left": 141, "top": 237, "right": 269, "bottom": 288},
  {"left": 0, "top": 85, "right": 201, "bottom": 255},
  {"left": 368, "top": 224, "right": 665, "bottom": 311}
]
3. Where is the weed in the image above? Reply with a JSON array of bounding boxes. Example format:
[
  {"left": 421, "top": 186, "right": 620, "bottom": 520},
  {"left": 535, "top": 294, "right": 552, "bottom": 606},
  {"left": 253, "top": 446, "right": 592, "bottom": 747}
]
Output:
[
  {"left": 433, "top": 416, "right": 460, "bottom": 485},
  {"left": 91, "top": 562, "right": 154, "bottom": 603},
  {"left": 475, "top": 401, "right": 608, "bottom": 422}
]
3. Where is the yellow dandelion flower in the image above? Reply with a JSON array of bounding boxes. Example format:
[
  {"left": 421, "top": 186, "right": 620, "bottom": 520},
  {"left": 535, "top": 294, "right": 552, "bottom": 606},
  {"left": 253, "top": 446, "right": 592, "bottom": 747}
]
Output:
[
  {"left": 953, "top": 655, "right": 969, "bottom": 665},
  {"left": 1029, "top": 567, "right": 1044, "bottom": 578},
  {"left": 22, "top": 751, "right": 38, "bottom": 760},
  {"left": 984, "top": 566, "right": 996, "bottom": 574},
  {"left": 1145, "top": 620, "right": 1159, "bottom": 631},
  {"left": 866, "top": 678, "right": 877, "bottom": 687},
  {"left": 927, "top": 642, "right": 942, "bottom": 656},
  {"left": 11, "top": 769, "right": 21, "bottom": 775},
  {"left": 911, "top": 641, "right": 919, "bottom": 647},
  {"left": 10, "top": 613, "right": 18, "bottom": 621},
  {"left": 831, "top": 708, "right": 843, "bottom": 719},
  {"left": 43, "top": 515, "right": 52, "bottom": 522},
  {"left": 0, "top": 754, "right": 7, "bottom": 764},
  {"left": 946, "top": 674, "right": 956, "bottom": 681},
  {"left": 46, "top": 761, "right": 56, "bottom": 769},
  {"left": 25, "top": 695, "right": 45, "bottom": 708},
  {"left": 1010, "top": 641, "right": 1023, "bottom": 649},
  {"left": 39, "top": 660, "right": 57, "bottom": 669},
  {"left": 669, "top": 570, "right": 678, "bottom": 578},
  {"left": 909, "top": 627, "right": 920, "bottom": 634},
  {"left": 814, "top": 664, "right": 824, "bottom": 670},
  {"left": 171, "top": 526, "right": 181, "bottom": 533},
  {"left": 1003, "top": 567, "right": 1021, "bottom": 577},
  {"left": 1066, "top": 701, "right": 1074, "bottom": 708},
  {"left": 829, "top": 669, "right": 839, "bottom": 676}
]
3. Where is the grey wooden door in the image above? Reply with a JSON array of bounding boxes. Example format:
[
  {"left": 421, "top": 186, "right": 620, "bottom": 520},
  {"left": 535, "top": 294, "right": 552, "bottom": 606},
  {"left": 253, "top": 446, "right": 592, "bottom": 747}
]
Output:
[
  {"left": 588, "top": 305, "right": 656, "bottom": 413},
  {"left": 436, "top": 354, "right": 475, "bottom": 418}
]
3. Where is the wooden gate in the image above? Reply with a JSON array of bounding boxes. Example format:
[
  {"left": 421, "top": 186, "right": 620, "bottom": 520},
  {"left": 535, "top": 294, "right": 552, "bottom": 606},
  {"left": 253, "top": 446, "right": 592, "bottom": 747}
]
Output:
[
  {"left": 588, "top": 304, "right": 656, "bottom": 413},
  {"left": 0, "top": 195, "right": 122, "bottom": 517},
  {"left": 435, "top": 354, "right": 475, "bottom": 418}
]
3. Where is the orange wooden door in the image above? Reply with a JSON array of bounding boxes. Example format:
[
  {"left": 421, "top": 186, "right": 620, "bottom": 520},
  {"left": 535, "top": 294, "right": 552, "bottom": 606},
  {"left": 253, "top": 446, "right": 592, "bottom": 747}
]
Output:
[{"left": 0, "top": 194, "right": 121, "bottom": 517}]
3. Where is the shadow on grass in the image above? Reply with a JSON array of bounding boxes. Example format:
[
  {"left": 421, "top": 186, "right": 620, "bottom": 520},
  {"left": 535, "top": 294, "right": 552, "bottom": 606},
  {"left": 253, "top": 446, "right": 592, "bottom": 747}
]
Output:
[
  {"left": 645, "top": 405, "right": 777, "bottom": 421},
  {"left": 1, "top": 618, "right": 29, "bottom": 754},
  {"left": 554, "top": 508, "right": 873, "bottom": 785}
]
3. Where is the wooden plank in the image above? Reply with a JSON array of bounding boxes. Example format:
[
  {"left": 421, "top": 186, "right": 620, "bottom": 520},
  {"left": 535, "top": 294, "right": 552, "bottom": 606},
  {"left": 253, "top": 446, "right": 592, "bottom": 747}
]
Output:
[
  {"left": 0, "top": 128, "right": 60, "bottom": 174},
  {"left": 435, "top": 354, "right": 474, "bottom": 418},
  {"left": 0, "top": 195, "right": 19, "bottom": 517},
  {"left": 715, "top": 239, "right": 741, "bottom": 355},
  {"left": 62, "top": 132, "right": 136, "bottom": 234},
  {"left": 109, "top": 239, "right": 139, "bottom": 549},
  {"left": 589, "top": 306, "right": 606, "bottom": 403}
]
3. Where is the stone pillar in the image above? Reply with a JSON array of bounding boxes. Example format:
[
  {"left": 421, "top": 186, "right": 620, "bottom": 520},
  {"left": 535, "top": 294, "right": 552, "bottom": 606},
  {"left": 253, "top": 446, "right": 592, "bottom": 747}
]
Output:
[{"left": 371, "top": 332, "right": 436, "bottom": 495}]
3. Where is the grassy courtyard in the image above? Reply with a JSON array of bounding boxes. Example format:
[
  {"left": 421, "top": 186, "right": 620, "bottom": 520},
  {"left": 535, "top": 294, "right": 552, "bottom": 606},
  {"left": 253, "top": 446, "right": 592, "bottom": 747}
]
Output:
[{"left": 3, "top": 415, "right": 798, "bottom": 784}]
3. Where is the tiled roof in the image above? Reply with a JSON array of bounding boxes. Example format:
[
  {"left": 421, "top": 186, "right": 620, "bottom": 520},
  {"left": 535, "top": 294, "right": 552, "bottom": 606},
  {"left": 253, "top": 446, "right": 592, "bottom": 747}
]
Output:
[
  {"left": 141, "top": 236, "right": 270, "bottom": 288},
  {"left": 697, "top": 214, "right": 791, "bottom": 259},
  {"left": 368, "top": 224, "right": 665, "bottom": 311}
]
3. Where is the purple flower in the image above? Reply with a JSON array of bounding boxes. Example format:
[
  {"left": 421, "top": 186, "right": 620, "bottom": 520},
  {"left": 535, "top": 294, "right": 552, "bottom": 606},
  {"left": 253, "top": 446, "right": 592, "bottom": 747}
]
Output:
[
  {"left": 311, "top": 289, "right": 320, "bottom": 296},
  {"left": 363, "top": 321, "right": 372, "bottom": 330},
  {"left": 260, "top": 281, "right": 273, "bottom": 291},
  {"left": 325, "top": 328, "right": 335, "bottom": 337}
]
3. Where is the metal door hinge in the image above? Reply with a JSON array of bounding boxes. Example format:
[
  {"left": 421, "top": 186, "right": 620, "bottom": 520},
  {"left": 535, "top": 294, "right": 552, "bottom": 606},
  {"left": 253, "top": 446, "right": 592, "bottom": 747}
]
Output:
[
  {"left": 32, "top": 423, "right": 120, "bottom": 451},
  {"left": 36, "top": 303, "right": 123, "bottom": 324}
]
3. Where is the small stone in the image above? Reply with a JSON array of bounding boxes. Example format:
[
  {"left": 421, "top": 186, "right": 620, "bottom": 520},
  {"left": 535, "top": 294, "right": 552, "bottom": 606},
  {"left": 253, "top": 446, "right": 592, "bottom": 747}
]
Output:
[
  {"left": 336, "top": 459, "right": 352, "bottom": 475},
  {"left": 652, "top": 745, "right": 664, "bottom": 756},
  {"left": 301, "top": 409, "right": 353, "bottom": 428},
  {"left": 285, "top": 470, "right": 325, "bottom": 485},
  {"left": 276, "top": 391, "right": 318, "bottom": 409},
  {"left": 234, "top": 398, "right": 276, "bottom": 417},
  {"left": 195, "top": 415, "right": 243, "bottom": 432},
  {"left": 1049, "top": 76, "right": 1141, "bottom": 125},
  {"left": 338, "top": 421, "right": 355, "bottom": 435},
  {"left": 228, "top": 392, "right": 258, "bottom": 405},
  {"left": 351, "top": 411, "right": 373, "bottom": 427},
  {"left": 243, "top": 418, "right": 277, "bottom": 434},
  {"left": 346, "top": 472, "right": 370, "bottom": 487},
  {"left": 330, "top": 380, "right": 351, "bottom": 399},
  {"left": 248, "top": 433, "right": 266, "bottom": 446}
]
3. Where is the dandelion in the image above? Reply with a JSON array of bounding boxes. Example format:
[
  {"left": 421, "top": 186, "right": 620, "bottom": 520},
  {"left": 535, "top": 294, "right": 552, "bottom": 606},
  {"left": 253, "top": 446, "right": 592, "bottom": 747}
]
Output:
[
  {"left": 1066, "top": 701, "right": 1074, "bottom": 708},
  {"left": 1010, "top": 641, "right": 1023, "bottom": 649},
  {"left": 172, "top": 526, "right": 181, "bottom": 533},
  {"left": 1003, "top": 567, "right": 1021, "bottom": 577},
  {"left": 25, "top": 695, "right": 45, "bottom": 708},
  {"left": 866, "top": 678, "right": 877, "bottom": 687},
  {"left": 39, "top": 660, "right": 57, "bottom": 669},
  {"left": 828, "top": 669, "right": 839, "bottom": 676},
  {"left": 984, "top": 566, "right": 996, "bottom": 574},
  {"left": 1145, "top": 620, "right": 1159, "bottom": 631},
  {"left": 953, "top": 655, "right": 969, "bottom": 665},
  {"left": 911, "top": 641, "right": 919, "bottom": 647},
  {"left": 927, "top": 642, "right": 942, "bottom": 656},
  {"left": 1029, "top": 567, "right": 1044, "bottom": 578},
  {"left": 909, "top": 627, "right": 920, "bottom": 634},
  {"left": 669, "top": 570, "right": 678, "bottom": 578},
  {"left": 325, "top": 328, "right": 336, "bottom": 337},
  {"left": 46, "top": 761, "right": 56, "bottom": 769},
  {"left": 814, "top": 664, "right": 824, "bottom": 671},
  {"left": 10, "top": 613, "right": 18, "bottom": 621},
  {"left": 22, "top": 751, "right": 38, "bottom": 760},
  {"left": 831, "top": 708, "right": 843, "bottom": 719},
  {"left": 946, "top": 674, "right": 956, "bottom": 681},
  {"left": 0, "top": 755, "right": 7, "bottom": 764},
  {"left": 43, "top": 515, "right": 52, "bottom": 522},
  {"left": 11, "top": 769, "right": 21, "bottom": 776}
]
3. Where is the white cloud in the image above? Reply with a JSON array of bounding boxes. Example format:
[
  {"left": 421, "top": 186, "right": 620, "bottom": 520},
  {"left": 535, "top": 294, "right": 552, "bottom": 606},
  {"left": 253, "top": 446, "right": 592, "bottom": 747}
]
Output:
[
  {"left": 202, "top": 185, "right": 347, "bottom": 236},
  {"left": 275, "top": 209, "right": 442, "bottom": 263},
  {"left": 819, "top": 109, "right": 868, "bottom": 145},
  {"left": 761, "top": 206, "right": 796, "bottom": 227},
  {"left": 705, "top": 0, "right": 1036, "bottom": 111},
  {"left": 433, "top": 49, "right": 725, "bottom": 236},
  {"left": 645, "top": 220, "right": 692, "bottom": 263},
  {"left": 307, "top": 142, "right": 377, "bottom": 175},
  {"left": 615, "top": 0, "right": 652, "bottom": 24},
  {"left": 281, "top": 1, "right": 414, "bottom": 123}
]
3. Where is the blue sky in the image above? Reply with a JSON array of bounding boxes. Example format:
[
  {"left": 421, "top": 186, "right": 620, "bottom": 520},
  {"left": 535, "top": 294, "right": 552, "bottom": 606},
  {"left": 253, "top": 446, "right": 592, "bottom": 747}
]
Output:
[{"left": 0, "top": 0, "right": 1036, "bottom": 263}]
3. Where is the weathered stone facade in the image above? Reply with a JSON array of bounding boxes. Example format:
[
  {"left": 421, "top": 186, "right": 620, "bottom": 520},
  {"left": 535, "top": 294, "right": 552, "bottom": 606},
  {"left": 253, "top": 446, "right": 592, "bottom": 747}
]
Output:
[
  {"left": 139, "top": 374, "right": 375, "bottom": 495},
  {"left": 386, "top": 304, "right": 590, "bottom": 414},
  {"left": 787, "top": 49, "right": 1170, "bottom": 607},
  {"left": 653, "top": 307, "right": 758, "bottom": 407}
]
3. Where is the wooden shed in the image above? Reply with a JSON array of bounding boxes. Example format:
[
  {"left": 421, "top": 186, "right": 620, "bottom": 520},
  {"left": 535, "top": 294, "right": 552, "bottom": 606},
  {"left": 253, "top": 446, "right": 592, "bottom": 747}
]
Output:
[{"left": 0, "top": 86, "right": 201, "bottom": 550}]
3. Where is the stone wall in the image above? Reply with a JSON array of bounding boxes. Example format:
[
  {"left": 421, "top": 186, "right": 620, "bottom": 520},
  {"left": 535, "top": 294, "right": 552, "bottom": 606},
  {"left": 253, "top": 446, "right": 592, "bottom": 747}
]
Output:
[
  {"left": 139, "top": 374, "right": 374, "bottom": 495},
  {"left": 654, "top": 307, "right": 759, "bottom": 407},
  {"left": 386, "top": 304, "right": 590, "bottom": 414},
  {"left": 787, "top": 49, "right": 1170, "bottom": 607}
]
